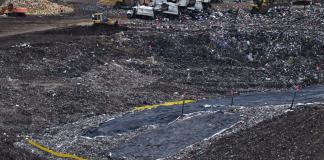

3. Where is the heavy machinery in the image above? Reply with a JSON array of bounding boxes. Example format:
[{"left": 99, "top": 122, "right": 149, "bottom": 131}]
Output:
[
  {"left": 127, "top": 1, "right": 179, "bottom": 19},
  {"left": 127, "top": 0, "right": 211, "bottom": 19},
  {"left": 92, "top": 13, "right": 118, "bottom": 26},
  {"left": 0, "top": 3, "right": 27, "bottom": 16},
  {"left": 127, "top": 5, "right": 155, "bottom": 18}
]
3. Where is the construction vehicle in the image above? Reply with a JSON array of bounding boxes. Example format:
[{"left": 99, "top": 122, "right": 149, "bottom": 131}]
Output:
[
  {"left": 0, "top": 3, "right": 27, "bottom": 16},
  {"left": 127, "top": 0, "right": 211, "bottom": 19},
  {"left": 127, "top": 5, "right": 155, "bottom": 18},
  {"left": 92, "top": 13, "right": 119, "bottom": 26},
  {"left": 127, "top": 1, "right": 179, "bottom": 19}
]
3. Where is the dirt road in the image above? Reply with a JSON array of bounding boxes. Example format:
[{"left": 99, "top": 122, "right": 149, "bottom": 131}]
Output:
[
  {"left": 0, "top": 0, "right": 111, "bottom": 38},
  {"left": 0, "top": 16, "right": 91, "bottom": 37}
]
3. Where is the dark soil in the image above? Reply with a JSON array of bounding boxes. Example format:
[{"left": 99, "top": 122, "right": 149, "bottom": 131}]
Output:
[
  {"left": 0, "top": 26, "right": 130, "bottom": 160},
  {"left": 180, "top": 106, "right": 324, "bottom": 160}
]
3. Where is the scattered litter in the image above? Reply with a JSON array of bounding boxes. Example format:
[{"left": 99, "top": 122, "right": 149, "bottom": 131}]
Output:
[{"left": 12, "top": 43, "right": 32, "bottom": 48}]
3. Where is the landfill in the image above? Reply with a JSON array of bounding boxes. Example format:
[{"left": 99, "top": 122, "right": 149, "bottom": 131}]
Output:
[{"left": 0, "top": 0, "right": 323, "bottom": 159}]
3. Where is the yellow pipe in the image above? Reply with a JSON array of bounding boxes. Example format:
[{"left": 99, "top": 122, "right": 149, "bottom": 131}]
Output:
[
  {"left": 131, "top": 100, "right": 194, "bottom": 112},
  {"left": 27, "top": 139, "right": 87, "bottom": 160}
]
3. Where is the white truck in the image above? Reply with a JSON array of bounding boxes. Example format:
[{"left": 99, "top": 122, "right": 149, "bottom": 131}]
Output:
[
  {"left": 126, "top": 0, "right": 211, "bottom": 19},
  {"left": 127, "top": 0, "right": 180, "bottom": 18},
  {"left": 127, "top": 5, "right": 155, "bottom": 18}
]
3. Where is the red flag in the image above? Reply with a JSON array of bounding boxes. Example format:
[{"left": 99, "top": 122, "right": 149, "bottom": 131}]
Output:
[
  {"left": 316, "top": 64, "right": 320, "bottom": 72},
  {"left": 181, "top": 88, "right": 186, "bottom": 97},
  {"left": 294, "top": 85, "right": 301, "bottom": 91},
  {"left": 230, "top": 89, "right": 234, "bottom": 96}
]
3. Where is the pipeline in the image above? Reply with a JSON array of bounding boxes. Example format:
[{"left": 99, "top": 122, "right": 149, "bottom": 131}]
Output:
[
  {"left": 27, "top": 139, "right": 87, "bottom": 160},
  {"left": 132, "top": 100, "right": 194, "bottom": 112}
]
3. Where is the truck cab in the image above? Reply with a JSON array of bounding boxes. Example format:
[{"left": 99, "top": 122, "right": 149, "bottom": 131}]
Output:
[{"left": 127, "top": 6, "right": 155, "bottom": 18}]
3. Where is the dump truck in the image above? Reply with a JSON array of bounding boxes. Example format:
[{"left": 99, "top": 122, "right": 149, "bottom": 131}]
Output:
[
  {"left": 127, "top": 2, "right": 179, "bottom": 18},
  {"left": 127, "top": 0, "right": 211, "bottom": 19},
  {"left": 127, "top": 5, "right": 155, "bottom": 18},
  {"left": 0, "top": 3, "right": 27, "bottom": 16}
]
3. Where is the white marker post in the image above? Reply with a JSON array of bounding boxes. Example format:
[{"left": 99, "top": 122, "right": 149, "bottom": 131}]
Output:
[
  {"left": 230, "top": 88, "right": 234, "bottom": 106},
  {"left": 181, "top": 90, "right": 186, "bottom": 117},
  {"left": 317, "top": 64, "right": 321, "bottom": 83}
]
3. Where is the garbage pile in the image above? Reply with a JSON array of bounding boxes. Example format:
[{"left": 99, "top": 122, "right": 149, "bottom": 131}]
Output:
[
  {"left": 123, "top": 5, "right": 324, "bottom": 89},
  {"left": 2, "top": 0, "right": 74, "bottom": 15}
]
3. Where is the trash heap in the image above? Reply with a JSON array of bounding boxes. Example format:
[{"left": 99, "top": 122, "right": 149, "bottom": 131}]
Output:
[
  {"left": 120, "top": 5, "right": 324, "bottom": 90},
  {"left": 2, "top": 0, "right": 74, "bottom": 15}
]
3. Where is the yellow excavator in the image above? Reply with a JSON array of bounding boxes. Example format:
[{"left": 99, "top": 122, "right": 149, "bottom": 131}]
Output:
[{"left": 91, "top": 13, "right": 118, "bottom": 26}]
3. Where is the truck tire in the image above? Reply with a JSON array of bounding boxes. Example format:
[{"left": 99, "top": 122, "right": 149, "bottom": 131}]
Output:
[
  {"left": 127, "top": 13, "right": 133, "bottom": 18},
  {"left": 154, "top": 11, "right": 163, "bottom": 19}
]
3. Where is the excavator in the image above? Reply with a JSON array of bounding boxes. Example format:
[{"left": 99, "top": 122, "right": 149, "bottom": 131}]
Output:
[{"left": 0, "top": 3, "right": 27, "bottom": 16}]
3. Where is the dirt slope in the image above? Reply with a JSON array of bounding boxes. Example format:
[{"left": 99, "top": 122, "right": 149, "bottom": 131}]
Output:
[{"left": 179, "top": 106, "right": 324, "bottom": 160}]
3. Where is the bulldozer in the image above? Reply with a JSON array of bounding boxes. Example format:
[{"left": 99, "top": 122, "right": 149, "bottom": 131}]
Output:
[
  {"left": 91, "top": 13, "right": 119, "bottom": 26},
  {"left": 0, "top": 3, "right": 27, "bottom": 16}
]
